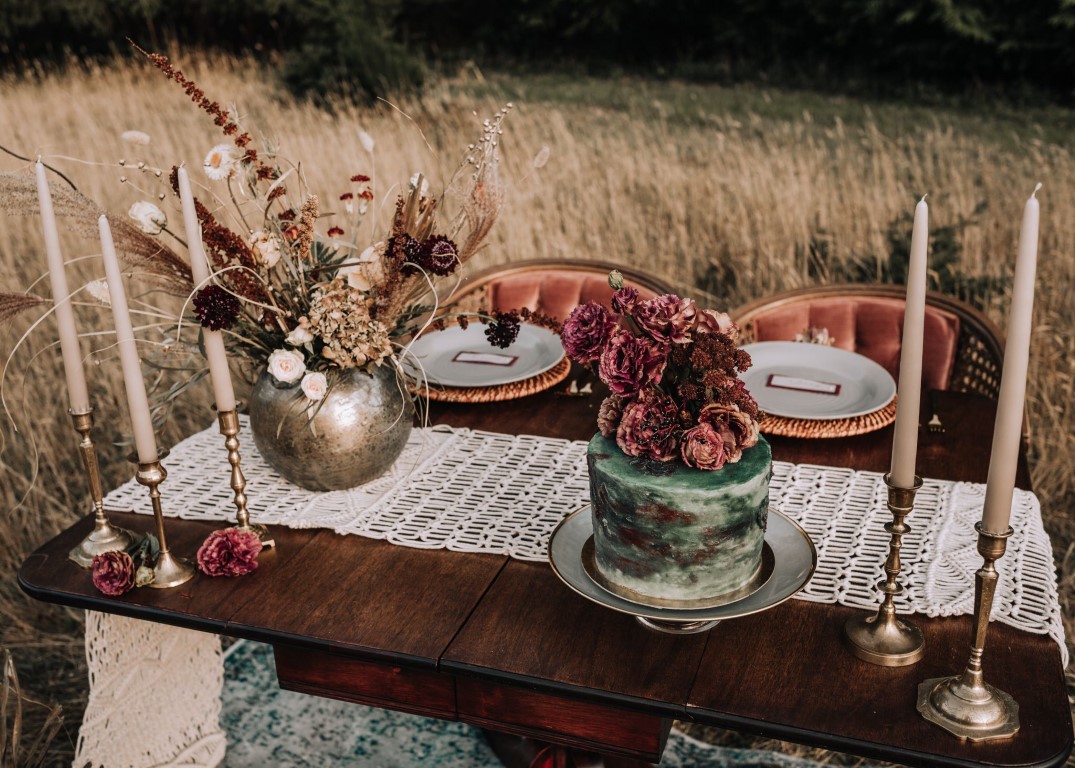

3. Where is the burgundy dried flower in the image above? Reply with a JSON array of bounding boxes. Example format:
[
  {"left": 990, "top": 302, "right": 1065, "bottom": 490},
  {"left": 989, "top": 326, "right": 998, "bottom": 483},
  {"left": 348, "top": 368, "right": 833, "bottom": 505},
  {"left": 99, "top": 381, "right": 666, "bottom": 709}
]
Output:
[
  {"left": 339, "top": 192, "right": 354, "bottom": 201},
  {"left": 91, "top": 551, "right": 136, "bottom": 596},
  {"left": 351, "top": 174, "right": 371, "bottom": 183},
  {"left": 680, "top": 422, "right": 729, "bottom": 470},
  {"left": 417, "top": 235, "right": 459, "bottom": 276},
  {"left": 327, "top": 226, "right": 345, "bottom": 238},
  {"left": 616, "top": 389, "right": 680, "bottom": 462},
  {"left": 484, "top": 310, "right": 521, "bottom": 349},
  {"left": 610, "top": 287, "right": 639, "bottom": 315},
  {"left": 634, "top": 294, "right": 697, "bottom": 344},
  {"left": 561, "top": 301, "right": 617, "bottom": 363},
  {"left": 193, "top": 284, "right": 241, "bottom": 330},
  {"left": 597, "top": 394, "right": 624, "bottom": 438},
  {"left": 697, "top": 403, "right": 759, "bottom": 464},
  {"left": 598, "top": 329, "right": 666, "bottom": 397},
  {"left": 196, "top": 527, "right": 263, "bottom": 577}
]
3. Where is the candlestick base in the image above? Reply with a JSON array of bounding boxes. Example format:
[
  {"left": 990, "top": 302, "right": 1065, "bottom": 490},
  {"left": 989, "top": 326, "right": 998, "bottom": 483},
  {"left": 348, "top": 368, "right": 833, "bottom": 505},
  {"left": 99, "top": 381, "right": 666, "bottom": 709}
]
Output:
[
  {"left": 917, "top": 523, "right": 1018, "bottom": 741},
  {"left": 69, "top": 515, "right": 137, "bottom": 568},
  {"left": 217, "top": 406, "right": 275, "bottom": 549},
  {"left": 917, "top": 673, "right": 1019, "bottom": 741},
  {"left": 149, "top": 549, "right": 195, "bottom": 589},
  {"left": 844, "top": 474, "right": 924, "bottom": 666}
]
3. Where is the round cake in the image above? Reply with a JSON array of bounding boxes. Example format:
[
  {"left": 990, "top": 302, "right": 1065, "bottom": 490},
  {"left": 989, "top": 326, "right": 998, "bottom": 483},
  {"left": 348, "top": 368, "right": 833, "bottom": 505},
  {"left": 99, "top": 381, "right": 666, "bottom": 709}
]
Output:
[{"left": 587, "top": 433, "right": 772, "bottom": 602}]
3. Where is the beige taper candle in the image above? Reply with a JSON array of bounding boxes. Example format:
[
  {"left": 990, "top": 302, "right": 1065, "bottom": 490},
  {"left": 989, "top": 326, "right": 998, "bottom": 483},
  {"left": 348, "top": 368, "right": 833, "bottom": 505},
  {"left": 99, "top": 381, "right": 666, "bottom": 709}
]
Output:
[
  {"left": 981, "top": 185, "right": 1041, "bottom": 534},
  {"left": 889, "top": 196, "right": 929, "bottom": 489}
]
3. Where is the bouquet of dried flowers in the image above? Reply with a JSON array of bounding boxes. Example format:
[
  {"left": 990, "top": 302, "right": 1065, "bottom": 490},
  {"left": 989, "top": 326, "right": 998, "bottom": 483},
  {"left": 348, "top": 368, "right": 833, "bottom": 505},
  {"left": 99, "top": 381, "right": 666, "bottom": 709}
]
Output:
[{"left": 561, "top": 273, "right": 761, "bottom": 470}]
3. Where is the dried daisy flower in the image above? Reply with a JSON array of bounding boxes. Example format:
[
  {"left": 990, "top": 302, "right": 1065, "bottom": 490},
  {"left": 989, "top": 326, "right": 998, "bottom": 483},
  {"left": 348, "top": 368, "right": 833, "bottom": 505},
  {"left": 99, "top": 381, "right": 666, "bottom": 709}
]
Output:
[{"left": 204, "top": 144, "right": 237, "bottom": 180}]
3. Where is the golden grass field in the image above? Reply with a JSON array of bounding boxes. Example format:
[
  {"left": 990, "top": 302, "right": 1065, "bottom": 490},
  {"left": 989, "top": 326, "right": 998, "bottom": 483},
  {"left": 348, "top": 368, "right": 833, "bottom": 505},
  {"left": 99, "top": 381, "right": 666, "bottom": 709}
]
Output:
[{"left": 1, "top": 54, "right": 1073, "bottom": 764}]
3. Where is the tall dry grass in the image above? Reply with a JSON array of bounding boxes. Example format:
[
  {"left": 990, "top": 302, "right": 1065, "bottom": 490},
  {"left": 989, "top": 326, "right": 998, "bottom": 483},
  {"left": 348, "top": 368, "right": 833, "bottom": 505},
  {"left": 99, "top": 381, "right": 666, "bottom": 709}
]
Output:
[{"left": 0, "top": 55, "right": 1072, "bottom": 764}]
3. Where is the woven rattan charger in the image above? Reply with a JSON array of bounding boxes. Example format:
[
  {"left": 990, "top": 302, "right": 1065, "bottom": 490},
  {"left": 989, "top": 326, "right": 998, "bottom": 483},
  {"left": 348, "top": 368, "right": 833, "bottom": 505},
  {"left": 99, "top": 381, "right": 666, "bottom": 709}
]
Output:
[
  {"left": 758, "top": 397, "right": 898, "bottom": 439},
  {"left": 409, "top": 355, "right": 571, "bottom": 403}
]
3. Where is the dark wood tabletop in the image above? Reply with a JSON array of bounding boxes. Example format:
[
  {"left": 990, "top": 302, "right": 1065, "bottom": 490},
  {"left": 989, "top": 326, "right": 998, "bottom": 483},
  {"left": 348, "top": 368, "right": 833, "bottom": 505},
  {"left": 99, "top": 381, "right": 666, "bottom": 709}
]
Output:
[{"left": 18, "top": 383, "right": 1071, "bottom": 768}]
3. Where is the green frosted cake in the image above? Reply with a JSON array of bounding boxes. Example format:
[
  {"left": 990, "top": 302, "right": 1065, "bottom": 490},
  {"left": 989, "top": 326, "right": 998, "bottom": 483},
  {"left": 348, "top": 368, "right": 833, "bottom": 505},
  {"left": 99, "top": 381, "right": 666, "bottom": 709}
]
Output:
[{"left": 587, "top": 433, "right": 772, "bottom": 603}]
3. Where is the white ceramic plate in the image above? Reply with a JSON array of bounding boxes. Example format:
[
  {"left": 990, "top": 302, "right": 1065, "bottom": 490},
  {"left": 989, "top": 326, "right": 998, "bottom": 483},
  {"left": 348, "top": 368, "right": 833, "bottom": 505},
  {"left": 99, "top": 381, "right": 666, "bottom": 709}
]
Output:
[
  {"left": 739, "top": 342, "right": 897, "bottom": 420},
  {"left": 548, "top": 505, "right": 816, "bottom": 625},
  {"left": 403, "top": 324, "right": 565, "bottom": 388}
]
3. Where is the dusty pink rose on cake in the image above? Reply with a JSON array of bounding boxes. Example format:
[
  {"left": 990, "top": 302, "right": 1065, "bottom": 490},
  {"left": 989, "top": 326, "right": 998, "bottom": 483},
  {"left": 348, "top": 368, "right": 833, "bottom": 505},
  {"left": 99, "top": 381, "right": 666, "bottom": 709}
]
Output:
[
  {"left": 610, "top": 286, "right": 639, "bottom": 314},
  {"left": 616, "top": 390, "right": 681, "bottom": 461},
  {"left": 598, "top": 329, "right": 666, "bottom": 397},
  {"left": 197, "top": 528, "right": 264, "bottom": 577},
  {"left": 696, "top": 308, "right": 738, "bottom": 340},
  {"left": 561, "top": 301, "right": 617, "bottom": 362},
  {"left": 698, "top": 403, "right": 760, "bottom": 464},
  {"left": 597, "top": 395, "right": 624, "bottom": 438},
  {"left": 680, "top": 422, "right": 729, "bottom": 470},
  {"left": 633, "top": 294, "right": 697, "bottom": 345},
  {"left": 91, "top": 551, "right": 136, "bottom": 596}
]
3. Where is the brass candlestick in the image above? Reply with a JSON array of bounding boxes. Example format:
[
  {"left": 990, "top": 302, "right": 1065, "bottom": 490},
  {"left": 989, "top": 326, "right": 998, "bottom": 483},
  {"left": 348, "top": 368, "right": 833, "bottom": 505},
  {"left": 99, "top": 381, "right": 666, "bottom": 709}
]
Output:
[
  {"left": 68, "top": 407, "right": 136, "bottom": 567},
  {"left": 131, "top": 450, "right": 194, "bottom": 588},
  {"left": 217, "top": 408, "right": 274, "bottom": 548},
  {"left": 845, "top": 474, "right": 925, "bottom": 666},
  {"left": 918, "top": 523, "right": 1019, "bottom": 741}
]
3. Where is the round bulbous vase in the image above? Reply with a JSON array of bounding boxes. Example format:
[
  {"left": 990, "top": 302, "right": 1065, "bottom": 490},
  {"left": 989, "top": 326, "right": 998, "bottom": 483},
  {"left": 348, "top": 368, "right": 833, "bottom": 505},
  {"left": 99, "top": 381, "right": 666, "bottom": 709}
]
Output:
[{"left": 249, "top": 364, "right": 413, "bottom": 492}]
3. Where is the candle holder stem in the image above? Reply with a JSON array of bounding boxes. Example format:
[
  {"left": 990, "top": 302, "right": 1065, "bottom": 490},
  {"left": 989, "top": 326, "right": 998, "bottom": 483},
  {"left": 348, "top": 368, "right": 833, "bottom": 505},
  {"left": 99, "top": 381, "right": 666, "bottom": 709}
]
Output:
[
  {"left": 68, "top": 407, "right": 136, "bottom": 567},
  {"left": 844, "top": 474, "right": 925, "bottom": 666},
  {"left": 132, "top": 451, "right": 194, "bottom": 589},
  {"left": 217, "top": 409, "right": 274, "bottom": 548},
  {"left": 918, "top": 523, "right": 1019, "bottom": 741}
]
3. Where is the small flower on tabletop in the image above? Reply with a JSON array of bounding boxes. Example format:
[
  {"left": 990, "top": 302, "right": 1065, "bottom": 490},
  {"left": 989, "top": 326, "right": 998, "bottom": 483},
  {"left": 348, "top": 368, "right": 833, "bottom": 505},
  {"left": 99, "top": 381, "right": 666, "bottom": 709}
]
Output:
[
  {"left": 608, "top": 270, "right": 625, "bottom": 290},
  {"left": 193, "top": 285, "right": 241, "bottom": 331},
  {"left": 91, "top": 551, "right": 135, "bottom": 596},
  {"left": 249, "top": 230, "right": 282, "bottom": 268},
  {"left": 301, "top": 371, "right": 328, "bottom": 401},
  {"left": 121, "top": 130, "right": 152, "bottom": 146},
  {"left": 562, "top": 301, "right": 616, "bottom": 362},
  {"left": 598, "top": 329, "right": 666, "bottom": 397},
  {"left": 204, "top": 144, "right": 237, "bottom": 180},
  {"left": 267, "top": 348, "right": 306, "bottom": 384},
  {"left": 128, "top": 200, "right": 167, "bottom": 235},
  {"left": 597, "top": 395, "right": 624, "bottom": 438},
  {"left": 484, "top": 310, "right": 521, "bottom": 349},
  {"left": 634, "top": 294, "right": 697, "bottom": 345},
  {"left": 197, "top": 527, "right": 263, "bottom": 578}
]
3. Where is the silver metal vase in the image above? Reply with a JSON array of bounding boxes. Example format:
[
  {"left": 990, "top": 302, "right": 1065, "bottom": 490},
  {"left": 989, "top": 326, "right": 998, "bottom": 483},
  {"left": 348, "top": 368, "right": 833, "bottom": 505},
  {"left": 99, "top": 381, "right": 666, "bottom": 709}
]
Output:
[{"left": 249, "top": 364, "right": 413, "bottom": 491}]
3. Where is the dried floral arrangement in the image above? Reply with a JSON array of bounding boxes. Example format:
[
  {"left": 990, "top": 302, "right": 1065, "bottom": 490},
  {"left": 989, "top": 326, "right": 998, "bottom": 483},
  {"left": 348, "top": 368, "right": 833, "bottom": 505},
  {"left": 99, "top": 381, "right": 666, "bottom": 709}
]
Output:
[
  {"left": 561, "top": 272, "right": 761, "bottom": 470},
  {"left": 1, "top": 49, "right": 522, "bottom": 411}
]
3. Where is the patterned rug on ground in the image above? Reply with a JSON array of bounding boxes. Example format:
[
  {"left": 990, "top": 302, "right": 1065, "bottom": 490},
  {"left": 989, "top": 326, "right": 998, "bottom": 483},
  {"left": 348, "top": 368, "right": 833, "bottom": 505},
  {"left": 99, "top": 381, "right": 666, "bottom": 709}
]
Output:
[{"left": 220, "top": 640, "right": 843, "bottom": 767}]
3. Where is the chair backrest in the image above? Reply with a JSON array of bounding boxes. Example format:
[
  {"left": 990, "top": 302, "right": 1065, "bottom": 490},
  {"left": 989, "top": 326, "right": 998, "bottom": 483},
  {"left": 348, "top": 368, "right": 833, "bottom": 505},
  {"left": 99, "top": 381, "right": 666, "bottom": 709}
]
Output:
[
  {"left": 732, "top": 284, "right": 1005, "bottom": 399},
  {"left": 447, "top": 259, "right": 676, "bottom": 322}
]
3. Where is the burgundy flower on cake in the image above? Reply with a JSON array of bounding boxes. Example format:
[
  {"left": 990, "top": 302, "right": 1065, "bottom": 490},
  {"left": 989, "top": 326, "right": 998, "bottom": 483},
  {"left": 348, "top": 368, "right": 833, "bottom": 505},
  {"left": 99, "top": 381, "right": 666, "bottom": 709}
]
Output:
[
  {"left": 561, "top": 271, "right": 761, "bottom": 471},
  {"left": 633, "top": 294, "right": 697, "bottom": 345},
  {"left": 561, "top": 301, "right": 617, "bottom": 362},
  {"left": 598, "top": 329, "right": 666, "bottom": 396},
  {"left": 91, "top": 551, "right": 136, "bottom": 596},
  {"left": 616, "top": 390, "right": 681, "bottom": 461},
  {"left": 197, "top": 527, "right": 263, "bottom": 577}
]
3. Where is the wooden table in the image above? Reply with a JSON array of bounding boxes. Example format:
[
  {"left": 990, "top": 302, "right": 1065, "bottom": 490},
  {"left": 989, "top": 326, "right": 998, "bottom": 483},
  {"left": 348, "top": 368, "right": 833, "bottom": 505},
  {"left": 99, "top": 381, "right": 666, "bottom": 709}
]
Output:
[{"left": 18, "top": 387, "right": 1073, "bottom": 768}]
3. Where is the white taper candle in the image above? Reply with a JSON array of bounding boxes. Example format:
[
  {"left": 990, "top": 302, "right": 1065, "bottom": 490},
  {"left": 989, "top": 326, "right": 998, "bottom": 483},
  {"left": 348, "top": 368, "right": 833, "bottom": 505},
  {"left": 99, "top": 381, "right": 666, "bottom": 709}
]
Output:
[
  {"left": 176, "top": 166, "right": 237, "bottom": 412},
  {"left": 889, "top": 195, "right": 929, "bottom": 489},
  {"left": 982, "top": 185, "right": 1041, "bottom": 534},
  {"left": 36, "top": 161, "right": 91, "bottom": 413},
  {"left": 99, "top": 215, "right": 159, "bottom": 463}
]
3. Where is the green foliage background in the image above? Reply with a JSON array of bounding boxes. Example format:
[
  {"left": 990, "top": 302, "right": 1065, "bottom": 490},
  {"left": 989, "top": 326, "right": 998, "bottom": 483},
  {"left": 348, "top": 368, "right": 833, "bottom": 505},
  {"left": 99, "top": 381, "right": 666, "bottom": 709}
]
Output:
[{"left": 1, "top": 0, "right": 1073, "bottom": 101}]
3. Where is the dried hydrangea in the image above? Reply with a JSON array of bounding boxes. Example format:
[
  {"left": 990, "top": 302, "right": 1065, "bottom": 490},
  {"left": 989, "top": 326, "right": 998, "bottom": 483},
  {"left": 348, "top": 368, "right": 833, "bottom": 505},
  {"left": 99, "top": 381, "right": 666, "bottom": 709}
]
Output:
[{"left": 307, "top": 278, "right": 393, "bottom": 368}]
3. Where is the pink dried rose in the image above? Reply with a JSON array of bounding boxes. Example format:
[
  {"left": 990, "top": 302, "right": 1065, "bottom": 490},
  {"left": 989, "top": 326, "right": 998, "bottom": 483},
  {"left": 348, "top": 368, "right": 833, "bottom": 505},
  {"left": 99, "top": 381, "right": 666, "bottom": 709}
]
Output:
[
  {"left": 698, "top": 403, "right": 760, "bottom": 464},
  {"left": 610, "top": 286, "right": 639, "bottom": 314},
  {"left": 197, "top": 527, "right": 263, "bottom": 577},
  {"left": 616, "top": 389, "right": 681, "bottom": 461},
  {"left": 680, "top": 421, "right": 729, "bottom": 470},
  {"left": 633, "top": 294, "right": 697, "bottom": 345},
  {"left": 598, "top": 329, "right": 666, "bottom": 397},
  {"left": 695, "top": 309, "right": 739, "bottom": 341},
  {"left": 561, "top": 301, "right": 617, "bottom": 362},
  {"left": 597, "top": 394, "right": 624, "bottom": 438},
  {"left": 91, "top": 550, "right": 136, "bottom": 596}
]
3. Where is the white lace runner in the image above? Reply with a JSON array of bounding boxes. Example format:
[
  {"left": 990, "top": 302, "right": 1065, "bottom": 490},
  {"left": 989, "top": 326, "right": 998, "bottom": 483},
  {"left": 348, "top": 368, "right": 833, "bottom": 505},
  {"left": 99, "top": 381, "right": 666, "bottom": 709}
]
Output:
[
  {"left": 76, "top": 612, "right": 226, "bottom": 768},
  {"left": 102, "top": 417, "right": 1066, "bottom": 664}
]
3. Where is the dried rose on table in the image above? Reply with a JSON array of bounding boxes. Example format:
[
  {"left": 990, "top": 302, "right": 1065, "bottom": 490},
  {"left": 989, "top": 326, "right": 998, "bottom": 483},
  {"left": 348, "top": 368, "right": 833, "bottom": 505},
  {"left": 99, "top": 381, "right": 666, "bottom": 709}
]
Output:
[
  {"left": 197, "top": 527, "right": 263, "bottom": 577},
  {"left": 91, "top": 551, "right": 136, "bottom": 596}
]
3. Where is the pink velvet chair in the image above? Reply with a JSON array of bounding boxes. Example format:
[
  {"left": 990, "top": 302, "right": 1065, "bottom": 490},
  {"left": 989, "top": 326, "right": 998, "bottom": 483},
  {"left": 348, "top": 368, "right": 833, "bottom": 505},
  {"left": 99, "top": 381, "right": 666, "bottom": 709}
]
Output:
[
  {"left": 447, "top": 259, "right": 676, "bottom": 322},
  {"left": 732, "top": 284, "right": 1005, "bottom": 400}
]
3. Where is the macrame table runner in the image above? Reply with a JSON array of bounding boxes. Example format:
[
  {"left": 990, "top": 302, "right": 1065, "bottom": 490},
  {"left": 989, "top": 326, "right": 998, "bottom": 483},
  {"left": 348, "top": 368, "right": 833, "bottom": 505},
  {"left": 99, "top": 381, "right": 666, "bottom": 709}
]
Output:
[{"left": 82, "top": 418, "right": 1065, "bottom": 767}]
